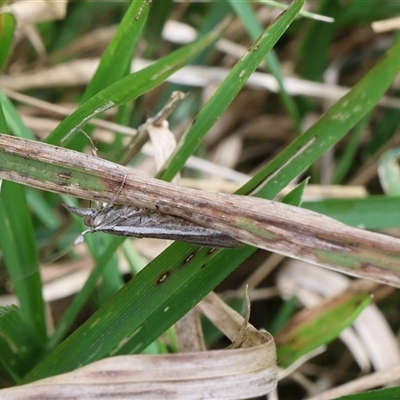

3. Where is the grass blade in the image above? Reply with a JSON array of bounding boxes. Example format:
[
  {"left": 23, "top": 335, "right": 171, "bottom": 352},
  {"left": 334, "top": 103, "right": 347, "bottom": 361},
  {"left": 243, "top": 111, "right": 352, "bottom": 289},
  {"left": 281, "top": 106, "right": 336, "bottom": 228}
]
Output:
[
  {"left": 80, "top": 0, "right": 150, "bottom": 102},
  {"left": 158, "top": 0, "right": 305, "bottom": 181},
  {"left": 45, "top": 19, "right": 230, "bottom": 146},
  {"left": 0, "top": 13, "right": 15, "bottom": 72}
]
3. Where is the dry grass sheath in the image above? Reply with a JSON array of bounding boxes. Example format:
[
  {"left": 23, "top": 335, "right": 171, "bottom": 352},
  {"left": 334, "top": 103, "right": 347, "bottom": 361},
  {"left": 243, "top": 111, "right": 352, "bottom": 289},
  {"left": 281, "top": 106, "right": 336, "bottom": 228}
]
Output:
[{"left": 2, "top": 133, "right": 400, "bottom": 287}]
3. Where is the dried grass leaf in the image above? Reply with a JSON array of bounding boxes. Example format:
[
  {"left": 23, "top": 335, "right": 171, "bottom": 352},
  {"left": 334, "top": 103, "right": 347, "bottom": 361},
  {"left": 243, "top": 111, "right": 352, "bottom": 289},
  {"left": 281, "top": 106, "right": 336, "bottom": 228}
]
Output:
[{"left": 1, "top": 342, "right": 277, "bottom": 400}]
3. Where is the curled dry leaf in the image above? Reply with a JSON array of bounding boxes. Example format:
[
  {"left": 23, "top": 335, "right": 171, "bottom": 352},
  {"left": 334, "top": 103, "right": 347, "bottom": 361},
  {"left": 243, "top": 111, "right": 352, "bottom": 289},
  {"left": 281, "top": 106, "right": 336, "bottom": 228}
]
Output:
[
  {"left": 1, "top": 337, "right": 277, "bottom": 400},
  {"left": 145, "top": 91, "right": 185, "bottom": 185},
  {"left": 198, "top": 291, "right": 275, "bottom": 351},
  {"left": 147, "top": 122, "right": 179, "bottom": 182},
  {"left": 0, "top": 278, "right": 281, "bottom": 399}
]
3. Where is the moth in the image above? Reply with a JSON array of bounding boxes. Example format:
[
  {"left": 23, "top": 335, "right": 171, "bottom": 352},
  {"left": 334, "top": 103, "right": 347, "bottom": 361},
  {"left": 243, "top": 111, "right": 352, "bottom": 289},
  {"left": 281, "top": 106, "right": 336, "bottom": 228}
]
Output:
[{"left": 63, "top": 204, "right": 240, "bottom": 248}]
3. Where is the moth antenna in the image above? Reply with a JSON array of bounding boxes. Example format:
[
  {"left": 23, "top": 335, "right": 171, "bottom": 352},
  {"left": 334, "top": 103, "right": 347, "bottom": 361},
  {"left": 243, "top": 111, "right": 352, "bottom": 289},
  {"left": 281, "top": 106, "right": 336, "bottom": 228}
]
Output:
[
  {"left": 106, "top": 173, "right": 127, "bottom": 208},
  {"left": 42, "top": 239, "right": 78, "bottom": 265},
  {"left": 73, "top": 128, "right": 98, "bottom": 156},
  {"left": 43, "top": 228, "right": 91, "bottom": 264}
]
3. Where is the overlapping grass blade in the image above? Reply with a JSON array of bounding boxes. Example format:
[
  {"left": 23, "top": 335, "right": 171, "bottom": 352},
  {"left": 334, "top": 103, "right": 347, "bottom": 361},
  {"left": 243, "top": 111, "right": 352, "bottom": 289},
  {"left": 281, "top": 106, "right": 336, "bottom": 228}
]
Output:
[
  {"left": 0, "top": 13, "right": 15, "bottom": 72},
  {"left": 0, "top": 104, "right": 46, "bottom": 347},
  {"left": 158, "top": 0, "right": 306, "bottom": 181},
  {"left": 229, "top": 0, "right": 301, "bottom": 131},
  {"left": 80, "top": 0, "right": 150, "bottom": 102},
  {"left": 45, "top": 20, "right": 229, "bottom": 146}
]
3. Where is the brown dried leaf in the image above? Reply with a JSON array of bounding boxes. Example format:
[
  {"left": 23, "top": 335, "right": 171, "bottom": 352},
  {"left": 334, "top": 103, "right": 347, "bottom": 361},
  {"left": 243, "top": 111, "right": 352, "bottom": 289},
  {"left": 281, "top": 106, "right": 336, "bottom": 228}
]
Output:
[{"left": 1, "top": 345, "right": 277, "bottom": 399}]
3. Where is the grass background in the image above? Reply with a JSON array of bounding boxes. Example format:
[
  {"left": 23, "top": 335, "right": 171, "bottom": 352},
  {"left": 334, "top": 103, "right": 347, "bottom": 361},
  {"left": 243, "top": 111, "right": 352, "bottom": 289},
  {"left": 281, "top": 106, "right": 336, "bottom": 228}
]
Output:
[{"left": 1, "top": 1, "right": 400, "bottom": 399}]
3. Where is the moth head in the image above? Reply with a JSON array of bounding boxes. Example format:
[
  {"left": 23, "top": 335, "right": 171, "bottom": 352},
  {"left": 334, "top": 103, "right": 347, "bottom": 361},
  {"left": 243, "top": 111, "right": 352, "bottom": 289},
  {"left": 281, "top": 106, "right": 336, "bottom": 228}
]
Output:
[
  {"left": 62, "top": 203, "right": 98, "bottom": 242},
  {"left": 83, "top": 215, "right": 94, "bottom": 228}
]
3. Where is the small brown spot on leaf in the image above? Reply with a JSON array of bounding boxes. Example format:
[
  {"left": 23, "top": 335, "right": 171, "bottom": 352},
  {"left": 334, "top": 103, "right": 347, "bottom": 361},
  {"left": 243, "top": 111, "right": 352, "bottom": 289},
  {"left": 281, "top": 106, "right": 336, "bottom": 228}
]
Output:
[
  {"left": 157, "top": 271, "right": 170, "bottom": 284},
  {"left": 58, "top": 172, "right": 72, "bottom": 180},
  {"left": 184, "top": 251, "right": 198, "bottom": 264}
]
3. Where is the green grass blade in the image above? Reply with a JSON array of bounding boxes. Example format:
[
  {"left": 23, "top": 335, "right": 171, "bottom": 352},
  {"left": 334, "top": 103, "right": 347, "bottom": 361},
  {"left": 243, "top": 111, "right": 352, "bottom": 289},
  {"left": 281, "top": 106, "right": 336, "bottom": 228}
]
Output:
[
  {"left": 281, "top": 179, "right": 308, "bottom": 206},
  {"left": 22, "top": 244, "right": 241, "bottom": 382},
  {"left": 0, "top": 90, "right": 36, "bottom": 140},
  {"left": 333, "top": 115, "right": 369, "bottom": 184},
  {"left": 378, "top": 148, "right": 400, "bottom": 195},
  {"left": 0, "top": 305, "right": 42, "bottom": 383},
  {"left": 364, "top": 107, "right": 400, "bottom": 158},
  {"left": 0, "top": 104, "right": 46, "bottom": 346},
  {"left": 0, "top": 182, "right": 46, "bottom": 345},
  {"left": 45, "top": 20, "right": 229, "bottom": 146},
  {"left": 0, "top": 13, "right": 15, "bottom": 72},
  {"left": 26, "top": 190, "right": 60, "bottom": 230},
  {"left": 229, "top": 0, "right": 301, "bottom": 132},
  {"left": 334, "top": 387, "right": 400, "bottom": 400},
  {"left": 158, "top": 0, "right": 305, "bottom": 181},
  {"left": 143, "top": 0, "right": 174, "bottom": 55},
  {"left": 303, "top": 196, "right": 400, "bottom": 229},
  {"left": 45, "top": 236, "right": 125, "bottom": 352},
  {"left": 298, "top": 1, "right": 340, "bottom": 80},
  {"left": 238, "top": 36, "right": 400, "bottom": 198},
  {"left": 276, "top": 290, "right": 371, "bottom": 367},
  {"left": 80, "top": 0, "right": 150, "bottom": 103}
]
